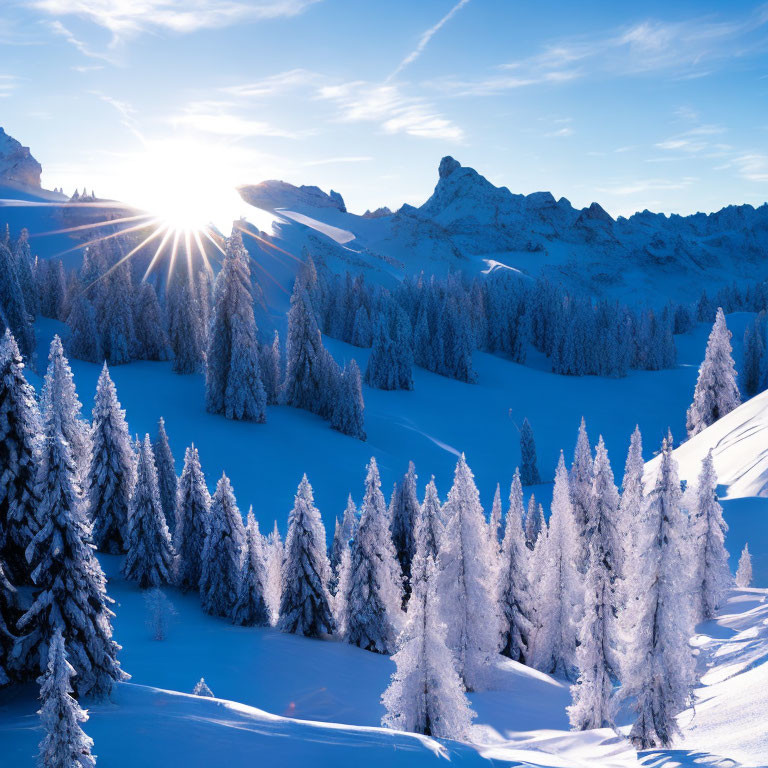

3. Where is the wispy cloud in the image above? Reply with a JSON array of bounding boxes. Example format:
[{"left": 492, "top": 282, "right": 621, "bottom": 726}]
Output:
[
  {"left": 90, "top": 91, "right": 144, "bottom": 139},
  {"left": 47, "top": 19, "right": 112, "bottom": 60},
  {"left": 222, "top": 69, "right": 321, "bottom": 98},
  {"left": 387, "top": 0, "right": 472, "bottom": 81},
  {"left": 726, "top": 154, "right": 768, "bottom": 182},
  {"left": 302, "top": 156, "right": 373, "bottom": 166},
  {"left": 430, "top": 5, "right": 768, "bottom": 96},
  {"left": 27, "top": 0, "right": 321, "bottom": 40},
  {"left": 595, "top": 177, "right": 697, "bottom": 197},
  {"left": 0, "top": 75, "right": 17, "bottom": 98},
  {"left": 318, "top": 81, "right": 463, "bottom": 141},
  {"left": 170, "top": 100, "right": 301, "bottom": 138}
]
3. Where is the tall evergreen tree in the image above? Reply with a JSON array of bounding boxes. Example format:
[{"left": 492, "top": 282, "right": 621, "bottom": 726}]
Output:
[
  {"left": 265, "top": 521, "right": 283, "bottom": 625},
  {"left": 331, "top": 359, "right": 366, "bottom": 440},
  {"left": 568, "top": 437, "right": 622, "bottom": 731},
  {"left": 12, "top": 228, "right": 39, "bottom": 318},
  {"left": 344, "top": 458, "right": 403, "bottom": 653},
  {"left": 278, "top": 475, "right": 335, "bottom": 637},
  {"left": 390, "top": 462, "right": 419, "bottom": 598},
  {"left": 99, "top": 259, "right": 137, "bottom": 365},
  {"left": 735, "top": 543, "right": 752, "bottom": 587},
  {"left": 232, "top": 509, "right": 270, "bottom": 627},
  {"left": 200, "top": 473, "right": 245, "bottom": 617},
  {"left": 174, "top": 444, "right": 211, "bottom": 592},
  {"left": 489, "top": 483, "right": 502, "bottom": 555},
  {"left": 381, "top": 520, "right": 475, "bottom": 740},
  {"left": 36, "top": 630, "right": 96, "bottom": 768},
  {"left": 686, "top": 308, "right": 741, "bottom": 436},
  {"left": 519, "top": 418, "right": 541, "bottom": 485},
  {"left": 617, "top": 426, "right": 644, "bottom": 592},
  {"left": 122, "top": 436, "right": 175, "bottom": 589},
  {"left": 570, "top": 418, "right": 593, "bottom": 573},
  {"left": 88, "top": 364, "right": 135, "bottom": 554},
  {"left": 40, "top": 336, "right": 91, "bottom": 486},
  {"left": 420, "top": 478, "right": 444, "bottom": 561},
  {"left": 167, "top": 277, "right": 206, "bottom": 374},
  {"left": 524, "top": 494, "right": 542, "bottom": 549},
  {"left": 206, "top": 230, "right": 267, "bottom": 422},
  {"left": 0, "top": 330, "right": 40, "bottom": 583},
  {"left": 532, "top": 452, "right": 579, "bottom": 677},
  {"left": 153, "top": 417, "right": 178, "bottom": 537},
  {"left": 66, "top": 294, "right": 101, "bottom": 363},
  {"left": 0, "top": 240, "right": 35, "bottom": 358},
  {"left": 260, "top": 330, "right": 282, "bottom": 405},
  {"left": 438, "top": 454, "right": 499, "bottom": 690},
  {"left": 691, "top": 450, "right": 731, "bottom": 620},
  {"left": 17, "top": 352, "right": 125, "bottom": 697},
  {"left": 134, "top": 281, "right": 171, "bottom": 361},
  {"left": 498, "top": 470, "right": 533, "bottom": 663},
  {"left": 623, "top": 436, "right": 696, "bottom": 749}
]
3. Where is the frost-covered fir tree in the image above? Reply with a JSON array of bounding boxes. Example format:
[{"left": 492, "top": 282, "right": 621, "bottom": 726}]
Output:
[
  {"left": 390, "top": 461, "right": 419, "bottom": 597},
  {"left": 122, "top": 436, "right": 175, "bottom": 589},
  {"left": 333, "top": 543, "right": 352, "bottom": 636},
  {"left": 193, "top": 677, "right": 214, "bottom": 697},
  {"left": 66, "top": 293, "right": 101, "bottom": 363},
  {"left": 265, "top": 522, "right": 283, "bottom": 626},
  {"left": 498, "top": 470, "right": 533, "bottom": 662},
  {"left": 623, "top": 436, "right": 696, "bottom": 749},
  {"left": 420, "top": 478, "right": 444, "bottom": 561},
  {"left": 531, "top": 452, "right": 579, "bottom": 677},
  {"left": 617, "top": 426, "right": 644, "bottom": 591},
  {"left": 260, "top": 330, "right": 282, "bottom": 405},
  {"left": 570, "top": 418, "right": 593, "bottom": 573},
  {"left": 18, "top": 359, "right": 125, "bottom": 697},
  {"left": 174, "top": 445, "right": 211, "bottom": 592},
  {"left": 167, "top": 278, "right": 205, "bottom": 374},
  {"left": 144, "top": 587, "right": 176, "bottom": 641},
  {"left": 282, "top": 277, "right": 327, "bottom": 415},
  {"left": 686, "top": 308, "right": 741, "bottom": 437},
  {"left": 88, "top": 364, "right": 135, "bottom": 554},
  {"left": 568, "top": 437, "right": 622, "bottom": 731},
  {"left": 0, "top": 240, "right": 35, "bottom": 358},
  {"left": 735, "top": 543, "right": 752, "bottom": 587},
  {"left": 232, "top": 509, "right": 270, "bottom": 627},
  {"left": 278, "top": 475, "right": 335, "bottom": 636},
  {"left": 365, "top": 315, "right": 413, "bottom": 390},
  {"left": 344, "top": 458, "right": 403, "bottom": 653},
  {"left": 519, "top": 418, "right": 541, "bottom": 486},
  {"left": 41, "top": 336, "right": 91, "bottom": 487},
  {"left": 691, "top": 450, "right": 731, "bottom": 619},
  {"left": 0, "top": 331, "right": 40, "bottom": 583},
  {"left": 489, "top": 483, "right": 502, "bottom": 555},
  {"left": 12, "top": 228, "right": 38, "bottom": 318},
  {"left": 200, "top": 473, "right": 245, "bottom": 617},
  {"left": 381, "top": 526, "right": 475, "bottom": 740},
  {"left": 438, "top": 455, "right": 499, "bottom": 690},
  {"left": 206, "top": 230, "right": 267, "bottom": 422},
  {"left": 134, "top": 282, "right": 170, "bottom": 361},
  {"left": 152, "top": 418, "right": 178, "bottom": 537},
  {"left": 99, "top": 259, "right": 137, "bottom": 365},
  {"left": 331, "top": 359, "right": 366, "bottom": 440},
  {"left": 36, "top": 630, "right": 96, "bottom": 768},
  {"left": 524, "top": 494, "right": 542, "bottom": 549}
]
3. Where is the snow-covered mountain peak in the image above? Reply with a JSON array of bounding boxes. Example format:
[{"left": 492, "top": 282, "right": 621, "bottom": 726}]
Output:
[
  {"left": 0, "top": 127, "right": 42, "bottom": 188},
  {"left": 239, "top": 179, "right": 346, "bottom": 214}
]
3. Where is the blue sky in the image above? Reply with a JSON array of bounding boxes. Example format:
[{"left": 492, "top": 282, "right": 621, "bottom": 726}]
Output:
[{"left": 1, "top": 0, "right": 767, "bottom": 217}]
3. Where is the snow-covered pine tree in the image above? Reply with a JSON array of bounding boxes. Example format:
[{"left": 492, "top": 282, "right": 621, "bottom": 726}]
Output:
[
  {"left": 524, "top": 494, "right": 541, "bottom": 549},
  {"left": 167, "top": 278, "right": 205, "bottom": 374},
  {"left": 570, "top": 418, "right": 593, "bottom": 573},
  {"left": 18, "top": 358, "right": 125, "bottom": 697},
  {"left": 686, "top": 308, "right": 741, "bottom": 437},
  {"left": 40, "top": 336, "right": 91, "bottom": 487},
  {"left": 0, "top": 330, "right": 40, "bottom": 583},
  {"left": 278, "top": 475, "right": 335, "bottom": 636},
  {"left": 438, "top": 454, "right": 499, "bottom": 690},
  {"left": 134, "top": 282, "right": 170, "bottom": 361},
  {"left": 174, "top": 444, "right": 211, "bottom": 592},
  {"left": 623, "top": 436, "right": 696, "bottom": 749},
  {"left": 381, "top": 523, "right": 475, "bottom": 740},
  {"left": 265, "top": 521, "right": 283, "bottom": 625},
  {"left": 691, "top": 450, "right": 731, "bottom": 619},
  {"left": 153, "top": 417, "right": 178, "bottom": 537},
  {"left": 11, "top": 228, "right": 38, "bottom": 318},
  {"left": 390, "top": 461, "right": 419, "bottom": 598},
  {"left": 331, "top": 359, "right": 366, "bottom": 440},
  {"left": 36, "top": 630, "right": 96, "bottom": 768},
  {"left": 122, "top": 435, "right": 175, "bottom": 589},
  {"left": 66, "top": 293, "right": 102, "bottom": 363},
  {"left": 0, "top": 561, "right": 18, "bottom": 685},
  {"left": 519, "top": 418, "right": 541, "bottom": 485},
  {"left": 0, "top": 240, "right": 35, "bottom": 358},
  {"left": 193, "top": 677, "right": 214, "bottom": 697},
  {"left": 351, "top": 305, "right": 372, "bottom": 347},
  {"left": 341, "top": 494, "right": 358, "bottom": 542},
  {"left": 99, "top": 259, "right": 137, "bottom": 365},
  {"left": 344, "top": 458, "right": 403, "bottom": 653},
  {"left": 200, "top": 473, "right": 245, "bottom": 617},
  {"left": 332, "top": 543, "right": 352, "bottom": 635},
  {"left": 568, "top": 436, "right": 622, "bottom": 731},
  {"left": 735, "top": 543, "right": 752, "bottom": 587},
  {"left": 498, "top": 469, "right": 533, "bottom": 662},
  {"left": 531, "top": 452, "right": 579, "bottom": 677},
  {"left": 489, "top": 483, "right": 502, "bottom": 556},
  {"left": 259, "top": 330, "right": 282, "bottom": 405},
  {"left": 617, "top": 426, "right": 644, "bottom": 595},
  {"left": 206, "top": 230, "right": 267, "bottom": 422},
  {"left": 282, "top": 277, "right": 327, "bottom": 415},
  {"left": 420, "top": 477, "right": 444, "bottom": 560},
  {"left": 742, "top": 319, "right": 764, "bottom": 397},
  {"left": 88, "top": 363, "right": 135, "bottom": 554},
  {"left": 232, "top": 509, "right": 270, "bottom": 627}
]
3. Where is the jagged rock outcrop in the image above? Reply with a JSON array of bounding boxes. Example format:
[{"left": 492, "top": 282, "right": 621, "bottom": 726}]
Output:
[{"left": 0, "top": 127, "right": 42, "bottom": 188}]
